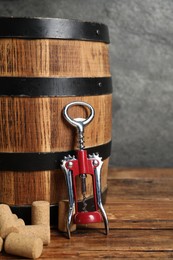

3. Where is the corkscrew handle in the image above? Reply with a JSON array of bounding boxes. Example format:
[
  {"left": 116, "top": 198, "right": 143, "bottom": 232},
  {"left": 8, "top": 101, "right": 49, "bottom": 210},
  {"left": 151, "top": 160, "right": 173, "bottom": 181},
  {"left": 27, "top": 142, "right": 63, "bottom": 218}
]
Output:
[{"left": 63, "top": 101, "right": 95, "bottom": 150}]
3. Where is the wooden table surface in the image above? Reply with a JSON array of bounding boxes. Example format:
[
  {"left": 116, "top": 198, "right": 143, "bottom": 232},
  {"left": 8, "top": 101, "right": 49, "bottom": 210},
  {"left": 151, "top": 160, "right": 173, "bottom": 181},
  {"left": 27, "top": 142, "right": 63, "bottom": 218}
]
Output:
[{"left": 2, "top": 168, "right": 173, "bottom": 259}]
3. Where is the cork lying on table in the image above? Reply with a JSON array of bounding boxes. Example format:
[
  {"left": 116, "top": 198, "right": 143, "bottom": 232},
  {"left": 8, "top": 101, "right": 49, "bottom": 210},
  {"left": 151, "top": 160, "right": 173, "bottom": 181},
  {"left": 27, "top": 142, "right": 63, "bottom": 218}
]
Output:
[
  {"left": 5, "top": 232, "right": 43, "bottom": 259},
  {"left": 0, "top": 218, "right": 25, "bottom": 239},
  {"left": 17, "top": 224, "right": 50, "bottom": 245},
  {"left": 32, "top": 201, "right": 50, "bottom": 226},
  {"left": 0, "top": 204, "right": 12, "bottom": 214},
  {"left": 0, "top": 204, "right": 13, "bottom": 226},
  {"left": 0, "top": 204, "right": 25, "bottom": 239},
  {"left": 12, "top": 214, "right": 18, "bottom": 220},
  {"left": 0, "top": 201, "right": 51, "bottom": 259}
]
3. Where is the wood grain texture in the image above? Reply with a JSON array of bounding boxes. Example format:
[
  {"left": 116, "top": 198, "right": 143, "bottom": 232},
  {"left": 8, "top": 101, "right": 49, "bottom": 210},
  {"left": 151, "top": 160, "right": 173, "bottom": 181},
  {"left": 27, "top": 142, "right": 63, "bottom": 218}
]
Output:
[
  {"left": 0, "top": 37, "right": 112, "bottom": 206},
  {"left": 1, "top": 168, "right": 173, "bottom": 259},
  {"left": 0, "top": 39, "right": 110, "bottom": 77},
  {"left": 0, "top": 95, "right": 112, "bottom": 152}
]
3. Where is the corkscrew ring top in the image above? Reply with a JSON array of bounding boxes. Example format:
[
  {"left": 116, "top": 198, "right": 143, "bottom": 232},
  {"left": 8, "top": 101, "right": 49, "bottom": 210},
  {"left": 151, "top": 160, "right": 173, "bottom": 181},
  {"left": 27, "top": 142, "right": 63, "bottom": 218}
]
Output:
[{"left": 63, "top": 101, "right": 95, "bottom": 134}]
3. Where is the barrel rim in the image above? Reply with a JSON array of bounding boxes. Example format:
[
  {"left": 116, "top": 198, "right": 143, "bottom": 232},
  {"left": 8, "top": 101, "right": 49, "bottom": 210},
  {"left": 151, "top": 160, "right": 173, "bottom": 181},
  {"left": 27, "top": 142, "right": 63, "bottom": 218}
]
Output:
[{"left": 0, "top": 17, "right": 110, "bottom": 43}]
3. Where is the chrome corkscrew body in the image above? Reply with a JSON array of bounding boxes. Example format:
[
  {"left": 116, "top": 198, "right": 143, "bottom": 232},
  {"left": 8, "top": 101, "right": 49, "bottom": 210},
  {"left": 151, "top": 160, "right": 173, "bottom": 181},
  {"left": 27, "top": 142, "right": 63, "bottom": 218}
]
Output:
[{"left": 61, "top": 101, "right": 109, "bottom": 238}]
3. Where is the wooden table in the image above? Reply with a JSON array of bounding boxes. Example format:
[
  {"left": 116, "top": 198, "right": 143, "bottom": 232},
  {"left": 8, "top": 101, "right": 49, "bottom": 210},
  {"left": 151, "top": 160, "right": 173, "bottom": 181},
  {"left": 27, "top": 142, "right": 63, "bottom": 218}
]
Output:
[{"left": 2, "top": 168, "right": 173, "bottom": 259}]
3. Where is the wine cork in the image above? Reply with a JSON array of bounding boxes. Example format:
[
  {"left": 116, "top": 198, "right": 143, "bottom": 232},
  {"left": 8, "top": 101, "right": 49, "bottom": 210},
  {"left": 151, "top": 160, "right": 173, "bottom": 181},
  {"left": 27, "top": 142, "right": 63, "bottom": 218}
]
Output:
[
  {"left": 0, "top": 204, "right": 12, "bottom": 215},
  {"left": 0, "top": 203, "right": 25, "bottom": 238},
  {"left": 17, "top": 225, "right": 50, "bottom": 245},
  {"left": 0, "top": 221, "right": 18, "bottom": 239},
  {"left": 5, "top": 232, "right": 43, "bottom": 259},
  {"left": 0, "top": 236, "right": 3, "bottom": 252},
  {"left": 12, "top": 214, "right": 18, "bottom": 221},
  {"left": 0, "top": 218, "right": 25, "bottom": 239},
  {"left": 32, "top": 201, "right": 50, "bottom": 226},
  {"left": 0, "top": 204, "right": 14, "bottom": 228},
  {"left": 58, "top": 200, "right": 76, "bottom": 232},
  {"left": 16, "top": 218, "right": 25, "bottom": 227}
]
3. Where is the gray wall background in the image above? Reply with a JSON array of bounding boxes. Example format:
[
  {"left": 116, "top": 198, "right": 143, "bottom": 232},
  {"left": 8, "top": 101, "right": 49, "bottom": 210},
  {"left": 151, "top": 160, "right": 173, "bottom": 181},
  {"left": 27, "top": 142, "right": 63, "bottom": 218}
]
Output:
[{"left": 0, "top": 0, "right": 172, "bottom": 167}]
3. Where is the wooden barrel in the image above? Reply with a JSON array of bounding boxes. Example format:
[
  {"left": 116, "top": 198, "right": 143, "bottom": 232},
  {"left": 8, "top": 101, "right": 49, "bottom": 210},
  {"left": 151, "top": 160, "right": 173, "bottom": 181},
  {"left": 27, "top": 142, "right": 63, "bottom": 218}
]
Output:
[{"left": 0, "top": 17, "right": 112, "bottom": 225}]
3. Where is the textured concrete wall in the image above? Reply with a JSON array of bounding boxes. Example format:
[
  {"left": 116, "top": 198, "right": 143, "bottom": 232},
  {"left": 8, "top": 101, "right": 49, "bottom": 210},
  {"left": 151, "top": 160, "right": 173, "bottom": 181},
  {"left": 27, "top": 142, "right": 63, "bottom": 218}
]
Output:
[{"left": 0, "top": 0, "right": 172, "bottom": 167}]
